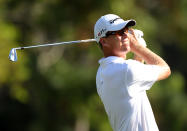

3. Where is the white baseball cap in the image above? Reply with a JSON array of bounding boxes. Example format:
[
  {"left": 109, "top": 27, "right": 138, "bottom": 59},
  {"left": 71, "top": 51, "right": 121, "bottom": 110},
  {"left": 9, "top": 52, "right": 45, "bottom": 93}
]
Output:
[{"left": 94, "top": 14, "right": 136, "bottom": 43}]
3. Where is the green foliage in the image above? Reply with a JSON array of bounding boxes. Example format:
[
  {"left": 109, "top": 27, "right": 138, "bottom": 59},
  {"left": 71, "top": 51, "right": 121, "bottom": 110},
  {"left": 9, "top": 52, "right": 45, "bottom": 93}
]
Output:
[{"left": 0, "top": 0, "right": 187, "bottom": 131}]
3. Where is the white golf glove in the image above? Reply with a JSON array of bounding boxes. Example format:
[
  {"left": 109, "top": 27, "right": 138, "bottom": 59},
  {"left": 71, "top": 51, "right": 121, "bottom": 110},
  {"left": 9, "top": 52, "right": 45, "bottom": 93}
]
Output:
[{"left": 133, "top": 29, "right": 147, "bottom": 47}]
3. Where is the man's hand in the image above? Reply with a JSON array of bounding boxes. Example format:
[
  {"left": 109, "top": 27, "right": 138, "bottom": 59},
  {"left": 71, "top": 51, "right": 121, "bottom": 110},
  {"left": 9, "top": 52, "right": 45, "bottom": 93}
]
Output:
[
  {"left": 128, "top": 29, "right": 145, "bottom": 63},
  {"left": 128, "top": 29, "right": 147, "bottom": 52}
]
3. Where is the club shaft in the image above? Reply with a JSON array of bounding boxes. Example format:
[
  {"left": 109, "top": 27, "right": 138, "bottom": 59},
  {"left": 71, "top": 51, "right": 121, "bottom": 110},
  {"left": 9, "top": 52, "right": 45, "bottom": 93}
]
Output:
[{"left": 15, "top": 39, "right": 96, "bottom": 50}]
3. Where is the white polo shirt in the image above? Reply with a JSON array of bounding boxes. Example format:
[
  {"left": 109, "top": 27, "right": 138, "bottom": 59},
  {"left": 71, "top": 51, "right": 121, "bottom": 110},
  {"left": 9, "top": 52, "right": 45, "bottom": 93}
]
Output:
[{"left": 96, "top": 56, "right": 161, "bottom": 131}]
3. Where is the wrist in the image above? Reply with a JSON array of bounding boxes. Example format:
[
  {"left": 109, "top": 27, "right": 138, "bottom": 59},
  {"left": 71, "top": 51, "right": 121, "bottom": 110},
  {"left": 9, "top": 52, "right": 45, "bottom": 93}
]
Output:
[{"left": 130, "top": 42, "right": 145, "bottom": 54}]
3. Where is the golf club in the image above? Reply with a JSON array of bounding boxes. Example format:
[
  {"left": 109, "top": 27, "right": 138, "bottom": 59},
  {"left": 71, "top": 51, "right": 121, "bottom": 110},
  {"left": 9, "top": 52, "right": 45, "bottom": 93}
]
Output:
[{"left": 9, "top": 39, "right": 96, "bottom": 62}]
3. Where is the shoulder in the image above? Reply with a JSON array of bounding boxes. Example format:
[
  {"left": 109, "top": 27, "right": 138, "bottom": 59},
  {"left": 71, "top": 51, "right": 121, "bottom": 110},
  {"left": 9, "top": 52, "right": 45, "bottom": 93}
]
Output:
[{"left": 97, "top": 57, "right": 129, "bottom": 78}]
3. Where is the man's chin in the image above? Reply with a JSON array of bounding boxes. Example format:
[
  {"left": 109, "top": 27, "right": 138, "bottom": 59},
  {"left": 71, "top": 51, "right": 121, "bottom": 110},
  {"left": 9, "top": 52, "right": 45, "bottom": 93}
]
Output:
[{"left": 121, "top": 46, "right": 130, "bottom": 52}]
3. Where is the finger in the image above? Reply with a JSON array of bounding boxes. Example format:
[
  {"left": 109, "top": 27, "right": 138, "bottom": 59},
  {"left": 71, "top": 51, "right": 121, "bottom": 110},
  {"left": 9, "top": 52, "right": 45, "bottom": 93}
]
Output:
[
  {"left": 128, "top": 28, "right": 138, "bottom": 40},
  {"left": 128, "top": 29, "right": 137, "bottom": 41}
]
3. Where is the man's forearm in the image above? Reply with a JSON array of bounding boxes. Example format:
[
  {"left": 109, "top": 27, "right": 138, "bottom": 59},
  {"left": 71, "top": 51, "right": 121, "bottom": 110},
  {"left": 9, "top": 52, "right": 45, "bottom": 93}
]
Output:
[{"left": 130, "top": 42, "right": 164, "bottom": 65}]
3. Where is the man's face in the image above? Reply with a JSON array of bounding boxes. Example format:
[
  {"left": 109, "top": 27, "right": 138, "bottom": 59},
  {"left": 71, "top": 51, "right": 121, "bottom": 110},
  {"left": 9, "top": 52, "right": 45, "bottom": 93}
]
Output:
[{"left": 101, "top": 27, "right": 131, "bottom": 57}]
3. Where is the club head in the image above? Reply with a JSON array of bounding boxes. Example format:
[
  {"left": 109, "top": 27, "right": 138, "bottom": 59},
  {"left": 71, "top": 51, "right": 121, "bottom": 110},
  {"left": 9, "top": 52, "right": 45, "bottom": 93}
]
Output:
[{"left": 9, "top": 48, "right": 17, "bottom": 62}]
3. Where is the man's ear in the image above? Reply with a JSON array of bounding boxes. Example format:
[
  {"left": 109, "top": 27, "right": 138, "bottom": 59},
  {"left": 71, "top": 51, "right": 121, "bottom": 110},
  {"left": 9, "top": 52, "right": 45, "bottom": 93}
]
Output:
[{"left": 100, "top": 38, "right": 108, "bottom": 48}]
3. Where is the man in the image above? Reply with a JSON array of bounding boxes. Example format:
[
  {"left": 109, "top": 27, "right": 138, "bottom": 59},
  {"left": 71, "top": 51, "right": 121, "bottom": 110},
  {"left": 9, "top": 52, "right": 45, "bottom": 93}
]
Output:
[{"left": 94, "top": 14, "right": 171, "bottom": 131}]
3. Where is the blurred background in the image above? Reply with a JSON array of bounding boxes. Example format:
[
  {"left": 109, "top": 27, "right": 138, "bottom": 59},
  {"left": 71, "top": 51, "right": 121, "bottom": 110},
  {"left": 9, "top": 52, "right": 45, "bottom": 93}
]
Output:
[{"left": 0, "top": 0, "right": 187, "bottom": 131}]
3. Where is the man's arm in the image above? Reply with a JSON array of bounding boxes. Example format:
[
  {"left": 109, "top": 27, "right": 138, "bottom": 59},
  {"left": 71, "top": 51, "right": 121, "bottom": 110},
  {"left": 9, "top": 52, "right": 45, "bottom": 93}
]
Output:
[{"left": 128, "top": 32, "right": 171, "bottom": 81}]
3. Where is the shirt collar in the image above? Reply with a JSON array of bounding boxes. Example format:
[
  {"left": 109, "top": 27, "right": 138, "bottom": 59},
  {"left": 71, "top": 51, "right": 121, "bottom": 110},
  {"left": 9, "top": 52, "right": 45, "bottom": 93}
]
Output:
[{"left": 99, "top": 56, "right": 125, "bottom": 65}]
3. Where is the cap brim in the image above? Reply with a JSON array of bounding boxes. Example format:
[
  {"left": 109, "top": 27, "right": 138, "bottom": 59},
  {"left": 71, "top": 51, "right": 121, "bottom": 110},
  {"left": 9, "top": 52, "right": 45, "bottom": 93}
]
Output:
[
  {"left": 125, "top": 20, "right": 136, "bottom": 27},
  {"left": 108, "top": 19, "right": 136, "bottom": 31}
]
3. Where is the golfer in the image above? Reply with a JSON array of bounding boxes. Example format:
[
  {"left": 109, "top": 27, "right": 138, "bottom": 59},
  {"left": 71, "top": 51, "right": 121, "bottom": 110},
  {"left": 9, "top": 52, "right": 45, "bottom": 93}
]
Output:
[{"left": 94, "top": 14, "right": 171, "bottom": 131}]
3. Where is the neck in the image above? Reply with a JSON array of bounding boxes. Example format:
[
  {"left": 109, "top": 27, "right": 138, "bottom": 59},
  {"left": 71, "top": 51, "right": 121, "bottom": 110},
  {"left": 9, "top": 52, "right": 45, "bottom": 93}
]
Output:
[{"left": 103, "top": 52, "right": 126, "bottom": 59}]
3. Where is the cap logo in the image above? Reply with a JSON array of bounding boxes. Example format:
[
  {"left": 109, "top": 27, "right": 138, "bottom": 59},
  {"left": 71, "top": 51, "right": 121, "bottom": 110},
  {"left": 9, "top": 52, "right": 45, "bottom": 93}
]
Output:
[
  {"left": 109, "top": 18, "right": 121, "bottom": 24},
  {"left": 98, "top": 28, "right": 107, "bottom": 37}
]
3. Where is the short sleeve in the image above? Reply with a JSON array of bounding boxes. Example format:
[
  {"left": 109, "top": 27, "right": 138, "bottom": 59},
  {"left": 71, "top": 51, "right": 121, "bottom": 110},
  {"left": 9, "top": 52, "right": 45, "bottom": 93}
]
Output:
[{"left": 125, "top": 60, "right": 161, "bottom": 97}]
